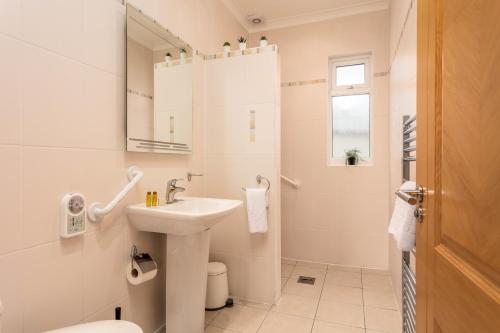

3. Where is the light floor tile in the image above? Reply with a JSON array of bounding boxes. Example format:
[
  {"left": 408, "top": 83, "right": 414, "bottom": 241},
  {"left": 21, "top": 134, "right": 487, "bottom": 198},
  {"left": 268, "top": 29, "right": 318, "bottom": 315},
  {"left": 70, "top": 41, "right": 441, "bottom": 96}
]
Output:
[
  {"left": 281, "top": 277, "right": 288, "bottom": 289},
  {"left": 211, "top": 304, "right": 267, "bottom": 333},
  {"left": 205, "top": 326, "right": 240, "bottom": 333},
  {"left": 328, "top": 265, "right": 362, "bottom": 273},
  {"left": 292, "top": 265, "right": 327, "bottom": 279},
  {"left": 205, "top": 311, "right": 220, "bottom": 327},
  {"left": 325, "top": 270, "right": 362, "bottom": 288},
  {"left": 364, "top": 306, "right": 401, "bottom": 333},
  {"left": 283, "top": 274, "right": 324, "bottom": 299},
  {"left": 233, "top": 298, "right": 272, "bottom": 311},
  {"left": 312, "top": 321, "right": 366, "bottom": 333},
  {"left": 362, "top": 274, "right": 393, "bottom": 291},
  {"left": 257, "top": 312, "right": 313, "bottom": 333},
  {"left": 321, "top": 285, "right": 363, "bottom": 305},
  {"left": 282, "top": 263, "right": 295, "bottom": 277},
  {"left": 316, "top": 300, "right": 365, "bottom": 328},
  {"left": 363, "top": 290, "right": 398, "bottom": 310},
  {"left": 272, "top": 293, "right": 319, "bottom": 318}
]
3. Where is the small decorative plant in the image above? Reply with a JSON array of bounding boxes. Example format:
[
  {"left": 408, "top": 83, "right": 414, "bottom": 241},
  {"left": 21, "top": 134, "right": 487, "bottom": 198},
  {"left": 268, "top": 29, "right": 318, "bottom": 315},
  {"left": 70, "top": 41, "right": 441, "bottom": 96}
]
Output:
[
  {"left": 260, "top": 36, "right": 268, "bottom": 47},
  {"left": 238, "top": 36, "right": 247, "bottom": 51},
  {"left": 345, "top": 148, "right": 362, "bottom": 165},
  {"left": 223, "top": 42, "right": 231, "bottom": 57},
  {"left": 179, "top": 48, "right": 187, "bottom": 62},
  {"left": 165, "top": 52, "right": 172, "bottom": 63}
]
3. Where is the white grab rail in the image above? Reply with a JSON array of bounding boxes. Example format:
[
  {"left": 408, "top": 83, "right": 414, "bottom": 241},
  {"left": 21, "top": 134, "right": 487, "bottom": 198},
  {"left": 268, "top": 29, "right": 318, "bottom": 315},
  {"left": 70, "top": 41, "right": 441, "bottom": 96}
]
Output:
[
  {"left": 88, "top": 166, "right": 143, "bottom": 222},
  {"left": 280, "top": 175, "right": 300, "bottom": 189}
]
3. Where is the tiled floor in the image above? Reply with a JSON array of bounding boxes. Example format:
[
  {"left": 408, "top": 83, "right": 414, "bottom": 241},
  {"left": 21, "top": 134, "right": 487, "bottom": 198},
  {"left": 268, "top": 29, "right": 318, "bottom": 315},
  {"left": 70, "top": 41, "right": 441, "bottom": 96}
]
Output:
[{"left": 204, "top": 259, "right": 402, "bottom": 333}]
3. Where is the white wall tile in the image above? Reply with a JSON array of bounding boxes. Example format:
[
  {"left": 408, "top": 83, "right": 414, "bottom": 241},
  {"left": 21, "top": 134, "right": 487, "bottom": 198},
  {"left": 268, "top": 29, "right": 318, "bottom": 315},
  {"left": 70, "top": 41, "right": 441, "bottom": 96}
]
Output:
[
  {"left": 0, "top": 0, "right": 21, "bottom": 38},
  {"left": 83, "top": 224, "right": 128, "bottom": 316},
  {"left": 0, "top": 35, "right": 22, "bottom": 144},
  {"left": 0, "top": 252, "right": 24, "bottom": 333},
  {"left": 20, "top": 0, "right": 84, "bottom": 60},
  {"left": 0, "top": 146, "right": 22, "bottom": 255},
  {"left": 22, "top": 239, "right": 84, "bottom": 333},
  {"left": 83, "top": 0, "right": 125, "bottom": 76}
]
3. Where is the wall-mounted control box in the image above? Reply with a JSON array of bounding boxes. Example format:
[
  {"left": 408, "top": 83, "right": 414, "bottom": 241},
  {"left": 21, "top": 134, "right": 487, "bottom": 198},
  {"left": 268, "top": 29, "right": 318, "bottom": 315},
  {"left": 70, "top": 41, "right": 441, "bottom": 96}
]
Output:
[{"left": 60, "top": 193, "right": 86, "bottom": 238}]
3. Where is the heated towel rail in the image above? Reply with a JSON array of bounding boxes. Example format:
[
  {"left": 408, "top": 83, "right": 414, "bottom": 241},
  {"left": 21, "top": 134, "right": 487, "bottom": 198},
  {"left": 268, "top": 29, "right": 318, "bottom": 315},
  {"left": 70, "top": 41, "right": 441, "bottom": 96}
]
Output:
[{"left": 401, "top": 115, "right": 417, "bottom": 333}]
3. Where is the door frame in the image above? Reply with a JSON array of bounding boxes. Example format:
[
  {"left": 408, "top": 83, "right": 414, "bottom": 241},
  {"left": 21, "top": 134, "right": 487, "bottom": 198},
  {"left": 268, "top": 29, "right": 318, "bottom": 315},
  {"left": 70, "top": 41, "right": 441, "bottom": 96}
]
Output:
[{"left": 416, "top": 0, "right": 438, "bottom": 331}]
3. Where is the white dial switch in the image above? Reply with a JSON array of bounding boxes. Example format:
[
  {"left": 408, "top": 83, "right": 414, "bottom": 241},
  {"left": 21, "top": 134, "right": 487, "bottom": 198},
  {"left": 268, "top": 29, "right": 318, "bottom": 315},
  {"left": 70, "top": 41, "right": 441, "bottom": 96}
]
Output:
[{"left": 60, "top": 193, "right": 86, "bottom": 238}]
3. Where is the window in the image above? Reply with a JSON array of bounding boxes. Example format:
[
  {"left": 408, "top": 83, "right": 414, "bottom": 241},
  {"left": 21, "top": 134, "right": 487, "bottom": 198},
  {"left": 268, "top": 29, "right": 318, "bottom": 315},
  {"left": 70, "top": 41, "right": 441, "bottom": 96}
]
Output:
[{"left": 329, "top": 55, "right": 372, "bottom": 164}]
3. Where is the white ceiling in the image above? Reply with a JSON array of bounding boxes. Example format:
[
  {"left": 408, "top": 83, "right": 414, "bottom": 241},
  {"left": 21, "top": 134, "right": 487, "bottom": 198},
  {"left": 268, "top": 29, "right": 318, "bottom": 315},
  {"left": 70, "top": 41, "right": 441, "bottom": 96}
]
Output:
[{"left": 222, "top": 0, "right": 389, "bottom": 32}]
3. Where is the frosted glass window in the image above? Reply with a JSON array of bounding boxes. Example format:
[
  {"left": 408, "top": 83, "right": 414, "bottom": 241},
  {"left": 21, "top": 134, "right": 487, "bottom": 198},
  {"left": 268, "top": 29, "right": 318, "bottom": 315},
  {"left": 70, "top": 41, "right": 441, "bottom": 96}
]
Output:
[
  {"left": 331, "top": 94, "right": 370, "bottom": 158},
  {"left": 336, "top": 64, "right": 365, "bottom": 86}
]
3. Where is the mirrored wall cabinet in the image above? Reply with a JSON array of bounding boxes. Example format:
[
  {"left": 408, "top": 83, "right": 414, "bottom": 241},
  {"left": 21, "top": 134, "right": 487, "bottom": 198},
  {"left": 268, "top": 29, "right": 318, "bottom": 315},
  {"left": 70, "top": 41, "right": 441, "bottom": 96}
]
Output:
[{"left": 126, "top": 4, "right": 194, "bottom": 154}]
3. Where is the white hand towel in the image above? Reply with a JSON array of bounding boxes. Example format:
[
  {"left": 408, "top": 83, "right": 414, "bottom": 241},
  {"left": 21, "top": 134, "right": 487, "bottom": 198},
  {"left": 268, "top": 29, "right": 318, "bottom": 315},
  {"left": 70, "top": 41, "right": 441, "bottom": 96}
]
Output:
[
  {"left": 245, "top": 188, "right": 268, "bottom": 233},
  {"left": 389, "top": 181, "right": 417, "bottom": 251}
]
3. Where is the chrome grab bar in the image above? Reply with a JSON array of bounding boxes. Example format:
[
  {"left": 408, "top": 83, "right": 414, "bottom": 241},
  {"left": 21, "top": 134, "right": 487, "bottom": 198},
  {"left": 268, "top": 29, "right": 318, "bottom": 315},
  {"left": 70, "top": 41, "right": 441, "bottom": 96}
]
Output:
[{"left": 281, "top": 175, "right": 300, "bottom": 188}]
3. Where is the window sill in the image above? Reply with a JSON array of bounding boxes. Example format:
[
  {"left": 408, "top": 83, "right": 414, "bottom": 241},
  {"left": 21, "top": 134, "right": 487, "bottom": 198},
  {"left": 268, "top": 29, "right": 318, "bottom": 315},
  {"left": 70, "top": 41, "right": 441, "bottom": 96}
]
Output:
[{"left": 327, "top": 160, "right": 374, "bottom": 167}]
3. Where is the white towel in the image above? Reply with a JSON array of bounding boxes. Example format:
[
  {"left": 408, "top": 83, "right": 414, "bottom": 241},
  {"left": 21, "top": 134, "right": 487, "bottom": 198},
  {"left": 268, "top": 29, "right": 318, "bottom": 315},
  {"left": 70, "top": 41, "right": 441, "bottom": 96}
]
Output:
[
  {"left": 389, "top": 181, "right": 417, "bottom": 251},
  {"left": 245, "top": 188, "right": 268, "bottom": 233}
]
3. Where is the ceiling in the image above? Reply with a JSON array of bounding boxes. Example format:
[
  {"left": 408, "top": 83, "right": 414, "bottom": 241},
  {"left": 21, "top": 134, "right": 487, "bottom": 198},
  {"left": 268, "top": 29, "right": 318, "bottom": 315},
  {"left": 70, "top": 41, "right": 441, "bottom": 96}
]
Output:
[{"left": 221, "top": 0, "right": 389, "bottom": 32}]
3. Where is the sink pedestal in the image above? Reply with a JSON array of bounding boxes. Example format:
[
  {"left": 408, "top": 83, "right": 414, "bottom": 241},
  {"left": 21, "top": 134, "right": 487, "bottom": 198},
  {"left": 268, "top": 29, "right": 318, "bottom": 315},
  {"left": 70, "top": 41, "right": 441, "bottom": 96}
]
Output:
[{"left": 165, "top": 229, "right": 210, "bottom": 333}]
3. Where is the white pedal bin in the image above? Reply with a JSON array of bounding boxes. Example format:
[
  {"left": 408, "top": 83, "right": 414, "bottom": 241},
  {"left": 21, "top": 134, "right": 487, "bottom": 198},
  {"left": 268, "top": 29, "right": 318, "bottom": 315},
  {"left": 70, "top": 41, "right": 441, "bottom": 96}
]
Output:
[{"left": 206, "top": 262, "right": 229, "bottom": 310}]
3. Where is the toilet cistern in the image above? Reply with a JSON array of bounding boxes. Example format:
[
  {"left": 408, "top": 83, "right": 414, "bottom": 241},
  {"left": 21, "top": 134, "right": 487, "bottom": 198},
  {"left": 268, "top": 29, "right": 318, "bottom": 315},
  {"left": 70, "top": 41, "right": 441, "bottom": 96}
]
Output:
[{"left": 165, "top": 178, "right": 185, "bottom": 204}]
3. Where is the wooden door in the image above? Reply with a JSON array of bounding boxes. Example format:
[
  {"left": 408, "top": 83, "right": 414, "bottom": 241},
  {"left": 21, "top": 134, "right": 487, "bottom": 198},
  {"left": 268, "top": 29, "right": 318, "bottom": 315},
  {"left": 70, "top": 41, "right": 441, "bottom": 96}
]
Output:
[{"left": 416, "top": 0, "right": 500, "bottom": 332}]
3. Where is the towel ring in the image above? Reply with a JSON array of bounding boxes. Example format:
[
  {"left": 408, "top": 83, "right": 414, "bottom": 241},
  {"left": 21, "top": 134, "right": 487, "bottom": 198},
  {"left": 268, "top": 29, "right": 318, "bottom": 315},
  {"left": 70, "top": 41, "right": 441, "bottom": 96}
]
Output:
[{"left": 242, "top": 175, "right": 271, "bottom": 193}]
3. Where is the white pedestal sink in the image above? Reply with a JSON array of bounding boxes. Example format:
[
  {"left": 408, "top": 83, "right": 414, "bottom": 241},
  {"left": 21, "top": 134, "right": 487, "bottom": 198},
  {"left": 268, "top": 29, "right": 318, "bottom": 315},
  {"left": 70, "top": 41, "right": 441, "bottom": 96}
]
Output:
[{"left": 126, "top": 197, "right": 242, "bottom": 333}]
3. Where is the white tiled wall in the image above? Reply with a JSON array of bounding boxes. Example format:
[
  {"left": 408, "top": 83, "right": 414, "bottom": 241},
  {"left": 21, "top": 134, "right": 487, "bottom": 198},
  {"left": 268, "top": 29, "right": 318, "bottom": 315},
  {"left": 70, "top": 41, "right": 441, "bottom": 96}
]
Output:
[
  {"left": 203, "top": 50, "right": 281, "bottom": 304},
  {"left": 0, "top": 0, "right": 245, "bottom": 332},
  {"left": 249, "top": 10, "right": 390, "bottom": 269}
]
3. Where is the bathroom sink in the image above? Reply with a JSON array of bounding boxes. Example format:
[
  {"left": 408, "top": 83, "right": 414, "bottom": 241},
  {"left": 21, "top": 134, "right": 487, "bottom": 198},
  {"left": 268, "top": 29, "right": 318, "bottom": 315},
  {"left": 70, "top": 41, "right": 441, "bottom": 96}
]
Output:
[
  {"left": 126, "top": 197, "right": 242, "bottom": 235},
  {"left": 126, "top": 196, "right": 242, "bottom": 332}
]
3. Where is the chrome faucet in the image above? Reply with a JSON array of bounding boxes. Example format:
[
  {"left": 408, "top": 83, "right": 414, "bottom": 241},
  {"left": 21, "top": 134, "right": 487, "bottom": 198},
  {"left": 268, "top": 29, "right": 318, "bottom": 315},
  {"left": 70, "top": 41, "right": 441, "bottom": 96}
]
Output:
[{"left": 166, "top": 179, "right": 185, "bottom": 204}]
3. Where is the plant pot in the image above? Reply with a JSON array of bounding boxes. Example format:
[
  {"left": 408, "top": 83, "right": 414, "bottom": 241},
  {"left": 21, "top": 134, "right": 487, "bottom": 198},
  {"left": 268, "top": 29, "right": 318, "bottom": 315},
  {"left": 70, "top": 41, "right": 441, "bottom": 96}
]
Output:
[
  {"left": 346, "top": 156, "right": 358, "bottom": 165},
  {"left": 223, "top": 45, "right": 230, "bottom": 57},
  {"left": 239, "top": 42, "right": 246, "bottom": 51},
  {"left": 165, "top": 55, "right": 172, "bottom": 64},
  {"left": 260, "top": 39, "right": 268, "bottom": 47},
  {"left": 180, "top": 52, "right": 186, "bottom": 64}
]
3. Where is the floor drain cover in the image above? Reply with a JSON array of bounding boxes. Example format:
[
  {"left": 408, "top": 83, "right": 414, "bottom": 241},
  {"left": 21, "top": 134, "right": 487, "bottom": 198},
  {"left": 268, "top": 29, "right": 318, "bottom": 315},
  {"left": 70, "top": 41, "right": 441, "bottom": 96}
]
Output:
[{"left": 297, "top": 276, "right": 316, "bottom": 285}]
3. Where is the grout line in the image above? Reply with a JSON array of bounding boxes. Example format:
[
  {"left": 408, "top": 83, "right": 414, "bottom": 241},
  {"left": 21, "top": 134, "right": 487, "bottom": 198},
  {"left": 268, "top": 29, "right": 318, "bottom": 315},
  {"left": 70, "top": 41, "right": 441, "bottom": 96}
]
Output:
[
  {"left": 0, "top": 31, "right": 126, "bottom": 80},
  {"left": 361, "top": 271, "right": 367, "bottom": 330},
  {"left": 309, "top": 266, "right": 327, "bottom": 333}
]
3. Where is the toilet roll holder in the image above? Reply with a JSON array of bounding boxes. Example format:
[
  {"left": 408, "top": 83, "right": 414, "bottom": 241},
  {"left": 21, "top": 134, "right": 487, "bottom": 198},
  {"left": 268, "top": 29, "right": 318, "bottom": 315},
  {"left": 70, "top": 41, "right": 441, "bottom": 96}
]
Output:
[{"left": 130, "top": 245, "right": 157, "bottom": 278}]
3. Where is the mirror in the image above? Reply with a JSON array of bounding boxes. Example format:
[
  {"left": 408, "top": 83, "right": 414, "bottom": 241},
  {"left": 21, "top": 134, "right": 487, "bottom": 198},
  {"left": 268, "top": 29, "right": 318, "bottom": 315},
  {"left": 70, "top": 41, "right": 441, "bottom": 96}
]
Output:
[{"left": 126, "top": 4, "right": 194, "bottom": 154}]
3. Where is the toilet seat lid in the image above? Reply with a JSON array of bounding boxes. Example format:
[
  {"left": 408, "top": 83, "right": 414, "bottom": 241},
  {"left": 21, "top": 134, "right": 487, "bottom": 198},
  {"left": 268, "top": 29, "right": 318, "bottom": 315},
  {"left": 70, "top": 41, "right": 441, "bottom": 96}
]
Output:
[{"left": 44, "top": 320, "right": 143, "bottom": 333}]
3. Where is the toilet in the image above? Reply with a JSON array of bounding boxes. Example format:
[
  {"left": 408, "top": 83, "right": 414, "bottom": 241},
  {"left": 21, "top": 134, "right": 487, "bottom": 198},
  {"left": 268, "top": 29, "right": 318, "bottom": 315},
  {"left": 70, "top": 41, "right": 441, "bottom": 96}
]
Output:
[{"left": 43, "top": 320, "right": 143, "bottom": 333}]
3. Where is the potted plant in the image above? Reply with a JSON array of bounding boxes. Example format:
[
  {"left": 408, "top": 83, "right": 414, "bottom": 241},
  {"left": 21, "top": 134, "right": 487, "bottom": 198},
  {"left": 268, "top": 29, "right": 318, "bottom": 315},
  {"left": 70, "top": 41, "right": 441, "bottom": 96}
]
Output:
[
  {"left": 223, "top": 42, "right": 231, "bottom": 57},
  {"left": 345, "top": 148, "right": 362, "bottom": 166},
  {"left": 179, "top": 48, "right": 187, "bottom": 63},
  {"left": 259, "top": 36, "right": 268, "bottom": 47},
  {"left": 237, "top": 36, "right": 247, "bottom": 51},
  {"left": 165, "top": 52, "right": 172, "bottom": 64}
]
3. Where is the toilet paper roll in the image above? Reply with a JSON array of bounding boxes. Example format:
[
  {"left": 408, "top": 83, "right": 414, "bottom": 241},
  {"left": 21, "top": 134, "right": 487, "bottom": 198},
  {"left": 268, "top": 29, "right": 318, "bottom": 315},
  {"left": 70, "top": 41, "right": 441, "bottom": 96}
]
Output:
[{"left": 126, "top": 262, "right": 157, "bottom": 285}]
